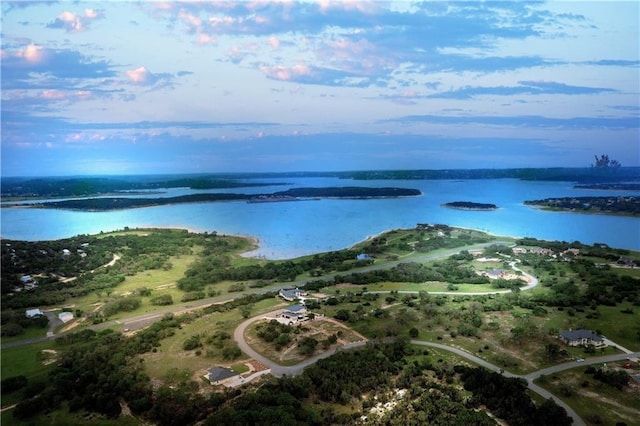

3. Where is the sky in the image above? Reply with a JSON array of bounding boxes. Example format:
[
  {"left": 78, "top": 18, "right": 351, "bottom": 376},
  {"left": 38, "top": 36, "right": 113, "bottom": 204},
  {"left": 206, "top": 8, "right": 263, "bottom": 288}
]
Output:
[{"left": 1, "top": 1, "right": 639, "bottom": 176}]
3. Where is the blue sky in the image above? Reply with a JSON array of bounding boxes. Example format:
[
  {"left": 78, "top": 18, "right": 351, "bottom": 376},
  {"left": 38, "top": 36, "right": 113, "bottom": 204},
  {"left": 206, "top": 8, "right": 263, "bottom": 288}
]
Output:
[{"left": 1, "top": 1, "right": 638, "bottom": 176}]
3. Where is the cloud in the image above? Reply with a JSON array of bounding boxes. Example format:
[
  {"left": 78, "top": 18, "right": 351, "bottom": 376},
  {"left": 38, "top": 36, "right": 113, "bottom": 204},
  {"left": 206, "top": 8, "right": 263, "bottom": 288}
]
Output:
[
  {"left": 138, "top": 1, "right": 595, "bottom": 91},
  {"left": 582, "top": 59, "right": 640, "bottom": 67},
  {"left": 125, "top": 66, "right": 174, "bottom": 88},
  {"left": 428, "top": 80, "right": 616, "bottom": 99},
  {"left": 260, "top": 64, "right": 312, "bottom": 81},
  {"left": 47, "top": 8, "right": 103, "bottom": 33},
  {"left": 1, "top": 43, "right": 115, "bottom": 87},
  {"left": 268, "top": 36, "right": 280, "bottom": 49},
  {"left": 381, "top": 114, "right": 639, "bottom": 130}
]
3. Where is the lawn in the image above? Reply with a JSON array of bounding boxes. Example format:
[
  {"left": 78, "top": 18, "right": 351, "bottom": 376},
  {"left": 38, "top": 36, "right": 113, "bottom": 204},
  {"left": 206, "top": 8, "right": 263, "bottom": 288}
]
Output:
[
  {"left": 0, "top": 325, "right": 50, "bottom": 343},
  {"left": 541, "top": 302, "right": 640, "bottom": 352},
  {"left": 1, "top": 341, "right": 59, "bottom": 407}
]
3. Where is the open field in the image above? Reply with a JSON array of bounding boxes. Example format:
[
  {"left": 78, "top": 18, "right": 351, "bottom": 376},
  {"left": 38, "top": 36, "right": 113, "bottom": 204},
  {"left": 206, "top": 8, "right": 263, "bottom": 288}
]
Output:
[
  {"left": 68, "top": 252, "right": 199, "bottom": 318},
  {"left": 1, "top": 403, "right": 144, "bottom": 426},
  {"left": 1, "top": 341, "right": 58, "bottom": 407},
  {"left": 536, "top": 363, "right": 640, "bottom": 426},
  {"left": 243, "top": 316, "right": 365, "bottom": 365},
  {"left": 140, "top": 297, "right": 284, "bottom": 385}
]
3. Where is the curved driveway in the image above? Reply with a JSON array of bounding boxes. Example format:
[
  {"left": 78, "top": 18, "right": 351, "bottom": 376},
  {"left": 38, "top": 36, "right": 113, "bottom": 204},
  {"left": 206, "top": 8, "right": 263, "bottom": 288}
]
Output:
[
  {"left": 233, "top": 311, "right": 367, "bottom": 377},
  {"left": 235, "top": 307, "right": 638, "bottom": 426}
]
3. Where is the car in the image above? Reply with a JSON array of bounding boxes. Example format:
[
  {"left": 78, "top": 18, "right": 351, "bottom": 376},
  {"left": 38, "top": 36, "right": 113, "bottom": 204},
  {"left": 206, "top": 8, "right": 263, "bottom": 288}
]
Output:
[{"left": 576, "top": 358, "right": 585, "bottom": 363}]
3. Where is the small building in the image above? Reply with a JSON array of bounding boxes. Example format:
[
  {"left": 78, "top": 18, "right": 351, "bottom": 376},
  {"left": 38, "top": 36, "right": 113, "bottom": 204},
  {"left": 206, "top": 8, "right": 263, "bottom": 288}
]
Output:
[
  {"left": 26, "top": 308, "right": 44, "bottom": 318},
  {"left": 559, "top": 329, "right": 604, "bottom": 347},
  {"left": 277, "top": 304, "right": 308, "bottom": 323},
  {"left": 62, "top": 249, "right": 71, "bottom": 256},
  {"left": 484, "top": 269, "right": 506, "bottom": 279},
  {"left": 208, "top": 367, "right": 239, "bottom": 386},
  {"left": 20, "top": 275, "right": 34, "bottom": 284},
  {"left": 279, "top": 288, "right": 307, "bottom": 302},
  {"left": 58, "top": 312, "right": 74, "bottom": 323},
  {"left": 512, "top": 247, "right": 527, "bottom": 255},
  {"left": 356, "top": 253, "right": 373, "bottom": 261}
]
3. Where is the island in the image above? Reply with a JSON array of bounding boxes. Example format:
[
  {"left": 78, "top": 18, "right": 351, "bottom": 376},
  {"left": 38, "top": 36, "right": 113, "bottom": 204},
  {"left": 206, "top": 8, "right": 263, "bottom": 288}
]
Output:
[
  {"left": 25, "top": 187, "right": 422, "bottom": 211},
  {"left": 524, "top": 196, "right": 640, "bottom": 216},
  {"left": 442, "top": 201, "right": 498, "bottom": 210}
]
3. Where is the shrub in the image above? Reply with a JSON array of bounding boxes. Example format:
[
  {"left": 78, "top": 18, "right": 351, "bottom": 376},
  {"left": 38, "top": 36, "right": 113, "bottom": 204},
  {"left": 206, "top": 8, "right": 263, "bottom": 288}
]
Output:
[
  {"left": 183, "top": 335, "right": 201, "bottom": 351},
  {"left": 150, "top": 294, "right": 173, "bottom": 306}
]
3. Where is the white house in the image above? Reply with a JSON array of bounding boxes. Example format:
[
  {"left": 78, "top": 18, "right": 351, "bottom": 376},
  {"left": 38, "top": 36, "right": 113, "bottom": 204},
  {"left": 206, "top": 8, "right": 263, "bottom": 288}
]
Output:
[{"left": 26, "top": 308, "right": 44, "bottom": 318}]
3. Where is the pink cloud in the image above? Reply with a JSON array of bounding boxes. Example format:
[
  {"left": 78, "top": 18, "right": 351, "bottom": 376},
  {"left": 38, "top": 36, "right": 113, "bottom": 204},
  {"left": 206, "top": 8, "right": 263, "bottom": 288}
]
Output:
[
  {"left": 260, "top": 64, "right": 311, "bottom": 81},
  {"left": 9, "top": 44, "right": 47, "bottom": 64},
  {"left": 49, "top": 8, "right": 103, "bottom": 32},
  {"left": 268, "top": 36, "right": 280, "bottom": 49},
  {"left": 198, "top": 33, "right": 217, "bottom": 45},
  {"left": 179, "top": 9, "right": 202, "bottom": 31},
  {"left": 41, "top": 89, "right": 66, "bottom": 100},
  {"left": 126, "top": 66, "right": 152, "bottom": 84},
  {"left": 84, "top": 8, "right": 99, "bottom": 19},
  {"left": 75, "top": 90, "right": 93, "bottom": 100}
]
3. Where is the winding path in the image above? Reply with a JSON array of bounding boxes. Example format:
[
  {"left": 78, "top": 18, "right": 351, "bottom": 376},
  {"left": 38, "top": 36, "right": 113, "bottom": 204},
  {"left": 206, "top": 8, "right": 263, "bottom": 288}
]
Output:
[
  {"left": 233, "top": 311, "right": 367, "bottom": 377},
  {"left": 233, "top": 308, "right": 639, "bottom": 426}
]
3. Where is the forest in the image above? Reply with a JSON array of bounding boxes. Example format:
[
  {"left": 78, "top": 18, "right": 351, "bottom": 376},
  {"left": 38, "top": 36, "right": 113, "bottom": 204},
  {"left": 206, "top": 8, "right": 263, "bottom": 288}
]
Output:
[
  {"left": 7, "top": 332, "right": 573, "bottom": 426},
  {"left": 0, "top": 176, "right": 285, "bottom": 199}
]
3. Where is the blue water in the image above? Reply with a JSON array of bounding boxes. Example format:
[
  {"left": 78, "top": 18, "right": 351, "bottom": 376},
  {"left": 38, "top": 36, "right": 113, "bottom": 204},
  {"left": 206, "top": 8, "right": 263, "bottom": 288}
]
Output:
[{"left": 1, "top": 178, "right": 638, "bottom": 259}]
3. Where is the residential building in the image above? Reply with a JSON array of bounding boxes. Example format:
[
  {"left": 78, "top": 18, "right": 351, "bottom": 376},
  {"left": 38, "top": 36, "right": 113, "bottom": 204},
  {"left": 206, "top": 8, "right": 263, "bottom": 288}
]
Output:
[
  {"left": 208, "top": 367, "right": 239, "bottom": 386},
  {"left": 279, "top": 288, "right": 307, "bottom": 302},
  {"left": 26, "top": 308, "right": 44, "bottom": 318},
  {"left": 559, "top": 329, "right": 604, "bottom": 347}
]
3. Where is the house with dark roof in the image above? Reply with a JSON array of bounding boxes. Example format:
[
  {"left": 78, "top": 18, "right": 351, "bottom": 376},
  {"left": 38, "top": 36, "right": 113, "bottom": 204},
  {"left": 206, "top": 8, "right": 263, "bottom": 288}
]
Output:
[
  {"left": 279, "top": 288, "right": 307, "bottom": 302},
  {"left": 208, "top": 367, "right": 239, "bottom": 385},
  {"left": 277, "top": 304, "right": 308, "bottom": 322},
  {"left": 559, "top": 329, "right": 604, "bottom": 347}
]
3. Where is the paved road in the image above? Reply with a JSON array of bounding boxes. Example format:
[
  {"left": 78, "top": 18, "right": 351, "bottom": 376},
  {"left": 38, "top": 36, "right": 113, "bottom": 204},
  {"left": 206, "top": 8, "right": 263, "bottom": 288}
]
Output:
[
  {"left": 408, "top": 342, "right": 640, "bottom": 426},
  {"left": 233, "top": 310, "right": 367, "bottom": 377},
  {"left": 233, "top": 304, "right": 638, "bottom": 426}
]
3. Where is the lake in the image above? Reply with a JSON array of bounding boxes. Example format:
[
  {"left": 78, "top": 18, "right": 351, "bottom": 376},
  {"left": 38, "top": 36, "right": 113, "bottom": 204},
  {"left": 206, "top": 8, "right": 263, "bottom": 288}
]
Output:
[{"left": 1, "top": 177, "right": 639, "bottom": 259}]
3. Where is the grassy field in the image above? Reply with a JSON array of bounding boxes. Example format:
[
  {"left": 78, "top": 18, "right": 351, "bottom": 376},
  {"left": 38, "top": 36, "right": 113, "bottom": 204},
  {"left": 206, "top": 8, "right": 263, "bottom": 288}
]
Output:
[
  {"left": 540, "top": 302, "right": 640, "bottom": 352},
  {"left": 243, "top": 316, "right": 365, "bottom": 366},
  {"left": 69, "top": 252, "right": 200, "bottom": 316},
  {"left": 1, "top": 341, "right": 59, "bottom": 407},
  {"left": 1, "top": 403, "right": 144, "bottom": 426},
  {"left": 140, "top": 297, "right": 284, "bottom": 385},
  {"left": 0, "top": 324, "right": 51, "bottom": 343},
  {"left": 535, "top": 363, "right": 640, "bottom": 426}
]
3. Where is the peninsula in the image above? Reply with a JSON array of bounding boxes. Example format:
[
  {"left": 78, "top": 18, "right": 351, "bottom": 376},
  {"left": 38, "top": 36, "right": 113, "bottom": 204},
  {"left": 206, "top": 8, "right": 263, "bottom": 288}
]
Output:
[
  {"left": 524, "top": 196, "right": 640, "bottom": 216},
  {"left": 27, "top": 187, "right": 422, "bottom": 211}
]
